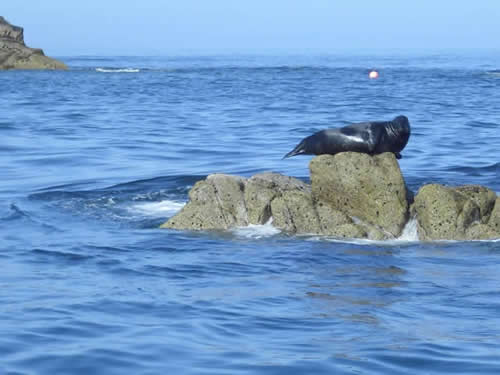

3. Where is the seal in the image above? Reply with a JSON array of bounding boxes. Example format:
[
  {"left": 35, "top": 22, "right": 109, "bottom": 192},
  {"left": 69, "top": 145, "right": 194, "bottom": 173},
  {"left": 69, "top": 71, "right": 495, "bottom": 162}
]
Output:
[{"left": 283, "top": 115, "right": 410, "bottom": 159}]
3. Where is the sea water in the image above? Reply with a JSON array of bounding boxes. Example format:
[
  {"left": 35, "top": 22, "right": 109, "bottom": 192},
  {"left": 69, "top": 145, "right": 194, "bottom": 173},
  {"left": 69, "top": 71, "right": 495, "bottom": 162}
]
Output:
[{"left": 1, "top": 53, "right": 499, "bottom": 374}]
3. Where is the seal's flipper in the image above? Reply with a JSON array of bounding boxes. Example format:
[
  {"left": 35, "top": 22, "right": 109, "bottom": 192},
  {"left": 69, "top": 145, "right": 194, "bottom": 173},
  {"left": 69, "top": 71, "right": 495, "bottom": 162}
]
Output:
[{"left": 283, "top": 140, "right": 307, "bottom": 159}]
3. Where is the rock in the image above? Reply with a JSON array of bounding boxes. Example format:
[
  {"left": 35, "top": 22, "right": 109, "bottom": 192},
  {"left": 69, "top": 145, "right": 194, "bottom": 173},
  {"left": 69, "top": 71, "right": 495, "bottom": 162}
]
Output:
[
  {"left": 414, "top": 184, "right": 480, "bottom": 240},
  {"left": 160, "top": 153, "right": 410, "bottom": 240},
  {"left": 414, "top": 184, "right": 499, "bottom": 240},
  {"left": 315, "top": 202, "right": 350, "bottom": 233},
  {"left": 314, "top": 202, "right": 369, "bottom": 238},
  {"left": 355, "top": 222, "right": 388, "bottom": 241},
  {"left": 466, "top": 224, "right": 499, "bottom": 241},
  {"left": 270, "top": 190, "right": 320, "bottom": 233},
  {"left": 159, "top": 156, "right": 499, "bottom": 241},
  {"left": 328, "top": 223, "right": 368, "bottom": 239},
  {"left": 245, "top": 172, "right": 309, "bottom": 224},
  {"left": 0, "top": 16, "right": 67, "bottom": 70},
  {"left": 488, "top": 197, "right": 500, "bottom": 231},
  {"left": 270, "top": 190, "right": 372, "bottom": 238},
  {"left": 161, "top": 170, "right": 374, "bottom": 239},
  {"left": 455, "top": 185, "right": 497, "bottom": 223},
  {"left": 310, "top": 152, "right": 408, "bottom": 237},
  {"left": 160, "top": 174, "right": 248, "bottom": 230}
]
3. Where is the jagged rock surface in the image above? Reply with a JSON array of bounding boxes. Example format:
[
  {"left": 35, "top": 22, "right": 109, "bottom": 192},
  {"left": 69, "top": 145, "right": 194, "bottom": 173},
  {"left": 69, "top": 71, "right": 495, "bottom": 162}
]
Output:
[
  {"left": 245, "top": 172, "right": 309, "bottom": 225},
  {"left": 489, "top": 198, "right": 500, "bottom": 231},
  {"left": 0, "top": 16, "right": 67, "bottom": 70},
  {"left": 160, "top": 174, "right": 248, "bottom": 230},
  {"left": 161, "top": 170, "right": 379, "bottom": 239},
  {"left": 414, "top": 184, "right": 498, "bottom": 240},
  {"left": 310, "top": 152, "right": 409, "bottom": 237},
  {"left": 160, "top": 153, "right": 499, "bottom": 241}
]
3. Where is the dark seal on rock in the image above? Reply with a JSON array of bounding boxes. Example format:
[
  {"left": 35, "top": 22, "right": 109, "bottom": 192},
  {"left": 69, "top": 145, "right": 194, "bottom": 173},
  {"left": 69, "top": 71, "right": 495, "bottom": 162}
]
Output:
[{"left": 284, "top": 115, "right": 411, "bottom": 160}]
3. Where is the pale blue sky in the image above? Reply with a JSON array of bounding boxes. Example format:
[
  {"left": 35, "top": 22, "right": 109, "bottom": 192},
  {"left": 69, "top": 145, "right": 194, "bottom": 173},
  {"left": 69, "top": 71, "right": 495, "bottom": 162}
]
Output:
[{"left": 3, "top": 1, "right": 499, "bottom": 55}]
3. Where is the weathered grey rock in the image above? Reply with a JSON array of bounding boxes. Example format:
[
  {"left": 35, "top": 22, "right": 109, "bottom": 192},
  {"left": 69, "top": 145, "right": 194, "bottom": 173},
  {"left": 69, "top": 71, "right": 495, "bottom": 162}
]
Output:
[
  {"left": 160, "top": 174, "right": 248, "bottom": 230},
  {"left": 159, "top": 158, "right": 498, "bottom": 241},
  {"left": 161, "top": 170, "right": 375, "bottom": 239},
  {"left": 315, "top": 202, "right": 350, "bottom": 232},
  {"left": 0, "top": 16, "right": 67, "bottom": 70},
  {"left": 414, "top": 184, "right": 480, "bottom": 240},
  {"left": 270, "top": 190, "right": 320, "bottom": 233},
  {"left": 271, "top": 193, "right": 370, "bottom": 238},
  {"left": 310, "top": 152, "right": 408, "bottom": 237},
  {"left": 356, "top": 222, "right": 389, "bottom": 241},
  {"left": 245, "top": 172, "right": 309, "bottom": 224},
  {"left": 314, "top": 201, "right": 369, "bottom": 238},
  {"left": 455, "top": 185, "right": 497, "bottom": 223},
  {"left": 488, "top": 197, "right": 500, "bottom": 231},
  {"left": 466, "top": 224, "right": 499, "bottom": 241},
  {"left": 0, "top": 16, "right": 23, "bottom": 41},
  {"left": 328, "top": 223, "right": 368, "bottom": 239}
]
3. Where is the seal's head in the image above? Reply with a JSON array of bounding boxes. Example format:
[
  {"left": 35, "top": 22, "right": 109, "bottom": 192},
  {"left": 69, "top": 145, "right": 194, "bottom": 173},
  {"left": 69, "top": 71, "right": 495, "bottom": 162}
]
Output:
[
  {"left": 386, "top": 115, "right": 411, "bottom": 157},
  {"left": 392, "top": 115, "right": 410, "bottom": 135}
]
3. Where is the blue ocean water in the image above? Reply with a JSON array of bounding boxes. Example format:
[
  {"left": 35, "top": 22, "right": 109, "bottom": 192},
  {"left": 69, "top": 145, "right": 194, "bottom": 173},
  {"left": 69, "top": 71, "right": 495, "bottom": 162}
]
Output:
[{"left": 1, "top": 53, "right": 500, "bottom": 374}]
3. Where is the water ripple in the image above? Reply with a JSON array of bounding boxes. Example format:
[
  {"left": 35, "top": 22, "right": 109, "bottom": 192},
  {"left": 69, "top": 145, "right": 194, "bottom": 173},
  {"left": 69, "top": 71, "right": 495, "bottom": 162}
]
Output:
[{"left": 2, "top": 53, "right": 500, "bottom": 375}]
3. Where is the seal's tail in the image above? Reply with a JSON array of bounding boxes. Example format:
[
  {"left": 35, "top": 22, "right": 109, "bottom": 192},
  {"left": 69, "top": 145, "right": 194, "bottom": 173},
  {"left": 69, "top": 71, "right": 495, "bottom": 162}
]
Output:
[{"left": 283, "top": 140, "right": 306, "bottom": 159}]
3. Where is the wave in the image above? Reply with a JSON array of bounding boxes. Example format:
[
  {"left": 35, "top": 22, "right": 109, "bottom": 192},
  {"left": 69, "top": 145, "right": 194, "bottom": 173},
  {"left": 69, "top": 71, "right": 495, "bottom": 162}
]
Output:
[
  {"left": 306, "top": 218, "right": 419, "bottom": 245},
  {"left": 230, "top": 217, "right": 420, "bottom": 243},
  {"left": 232, "top": 218, "right": 281, "bottom": 239},
  {"left": 397, "top": 217, "right": 419, "bottom": 241},
  {"left": 486, "top": 69, "right": 500, "bottom": 76},
  {"left": 28, "top": 176, "right": 196, "bottom": 227},
  {"left": 96, "top": 67, "right": 140, "bottom": 73},
  {"left": 1, "top": 204, "right": 30, "bottom": 221},
  {"left": 446, "top": 162, "right": 499, "bottom": 175},
  {"left": 127, "top": 200, "right": 185, "bottom": 218},
  {"left": 32, "top": 175, "right": 202, "bottom": 198}
]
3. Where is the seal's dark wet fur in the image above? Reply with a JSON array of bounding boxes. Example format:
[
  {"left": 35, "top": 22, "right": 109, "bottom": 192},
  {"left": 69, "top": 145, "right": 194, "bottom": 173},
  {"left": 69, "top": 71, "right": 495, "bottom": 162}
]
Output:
[{"left": 284, "top": 115, "right": 411, "bottom": 160}]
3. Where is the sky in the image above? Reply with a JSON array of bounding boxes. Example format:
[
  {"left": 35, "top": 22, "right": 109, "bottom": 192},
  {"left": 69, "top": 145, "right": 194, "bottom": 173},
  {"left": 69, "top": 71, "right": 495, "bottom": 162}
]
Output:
[{"left": 2, "top": 0, "right": 500, "bottom": 56}]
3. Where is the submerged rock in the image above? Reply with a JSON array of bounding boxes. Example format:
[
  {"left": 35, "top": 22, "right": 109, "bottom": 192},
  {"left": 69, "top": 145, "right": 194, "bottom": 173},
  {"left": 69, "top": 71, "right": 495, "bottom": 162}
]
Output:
[
  {"left": 0, "top": 16, "right": 67, "bottom": 70},
  {"left": 160, "top": 152, "right": 499, "bottom": 241}
]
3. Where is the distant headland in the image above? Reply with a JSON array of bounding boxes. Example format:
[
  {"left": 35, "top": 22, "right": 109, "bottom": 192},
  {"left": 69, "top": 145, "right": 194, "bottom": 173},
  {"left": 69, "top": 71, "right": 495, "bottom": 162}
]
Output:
[{"left": 0, "top": 16, "right": 67, "bottom": 70}]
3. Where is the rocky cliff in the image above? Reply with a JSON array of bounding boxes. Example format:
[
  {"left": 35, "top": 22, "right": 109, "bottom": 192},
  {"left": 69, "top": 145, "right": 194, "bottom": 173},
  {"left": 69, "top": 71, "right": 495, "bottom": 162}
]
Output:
[
  {"left": 0, "top": 16, "right": 67, "bottom": 70},
  {"left": 161, "top": 152, "right": 500, "bottom": 241}
]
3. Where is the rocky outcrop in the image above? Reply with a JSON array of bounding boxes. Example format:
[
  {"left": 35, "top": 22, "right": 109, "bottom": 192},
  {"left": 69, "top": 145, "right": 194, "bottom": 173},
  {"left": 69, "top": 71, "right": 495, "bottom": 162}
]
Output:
[
  {"left": 160, "top": 174, "right": 248, "bottom": 230},
  {"left": 489, "top": 198, "right": 500, "bottom": 231},
  {"left": 160, "top": 152, "right": 499, "bottom": 241},
  {"left": 163, "top": 152, "right": 412, "bottom": 240},
  {"left": 0, "top": 16, "right": 67, "bottom": 70},
  {"left": 244, "top": 173, "right": 309, "bottom": 225},
  {"left": 310, "top": 153, "right": 408, "bottom": 237},
  {"left": 414, "top": 184, "right": 499, "bottom": 240},
  {"left": 162, "top": 169, "right": 378, "bottom": 239}
]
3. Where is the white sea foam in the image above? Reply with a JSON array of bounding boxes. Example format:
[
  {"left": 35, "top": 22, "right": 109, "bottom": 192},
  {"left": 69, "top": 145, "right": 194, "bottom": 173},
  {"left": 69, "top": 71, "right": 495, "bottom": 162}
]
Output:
[
  {"left": 232, "top": 218, "right": 281, "bottom": 239},
  {"left": 96, "top": 68, "right": 140, "bottom": 73},
  {"left": 310, "top": 218, "right": 420, "bottom": 245},
  {"left": 397, "top": 217, "right": 419, "bottom": 242},
  {"left": 128, "top": 200, "right": 185, "bottom": 217}
]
